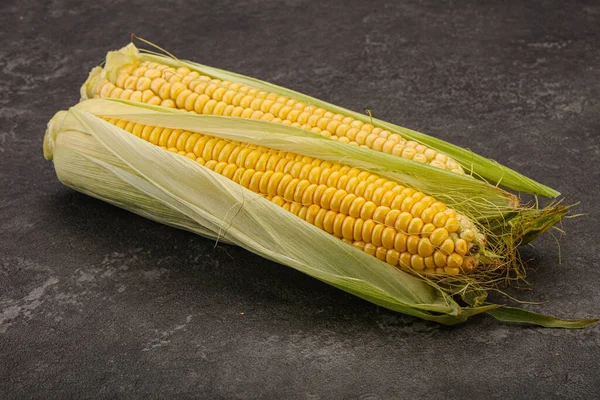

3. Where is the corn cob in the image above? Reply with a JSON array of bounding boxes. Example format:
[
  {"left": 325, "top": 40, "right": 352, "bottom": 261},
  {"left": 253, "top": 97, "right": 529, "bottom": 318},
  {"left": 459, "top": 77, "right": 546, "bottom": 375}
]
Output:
[
  {"left": 104, "top": 116, "right": 483, "bottom": 275},
  {"left": 87, "top": 61, "right": 465, "bottom": 174}
]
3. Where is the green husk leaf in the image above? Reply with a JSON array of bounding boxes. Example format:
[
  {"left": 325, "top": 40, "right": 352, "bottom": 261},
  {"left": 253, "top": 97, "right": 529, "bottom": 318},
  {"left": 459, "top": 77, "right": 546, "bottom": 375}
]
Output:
[
  {"left": 487, "top": 306, "right": 598, "bottom": 329},
  {"left": 45, "top": 116, "right": 226, "bottom": 243},
  {"left": 484, "top": 203, "right": 569, "bottom": 247},
  {"left": 81, "top": 43, "right": 558, "bottom": 198}
]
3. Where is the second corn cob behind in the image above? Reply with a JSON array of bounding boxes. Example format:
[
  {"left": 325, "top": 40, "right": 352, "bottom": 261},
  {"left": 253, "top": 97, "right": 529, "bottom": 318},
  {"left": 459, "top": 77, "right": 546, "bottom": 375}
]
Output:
[{"left": 80, "top": 43, "right": 562, "bottom": 198}]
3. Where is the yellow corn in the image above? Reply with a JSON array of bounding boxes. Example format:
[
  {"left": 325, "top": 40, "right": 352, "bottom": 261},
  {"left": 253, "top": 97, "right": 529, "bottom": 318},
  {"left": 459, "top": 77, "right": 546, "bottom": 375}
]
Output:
[
  {"left": 105, "top": 117, "right": 482, "bottom": 275},
  {"left": 91, "top": 60, "right": 465, "bottom": 174}
]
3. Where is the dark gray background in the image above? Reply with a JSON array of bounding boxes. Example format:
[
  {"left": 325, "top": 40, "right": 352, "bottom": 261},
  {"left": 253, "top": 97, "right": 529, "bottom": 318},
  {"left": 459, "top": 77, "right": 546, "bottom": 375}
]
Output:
[{"left": 1, "top": 0, "right": 599, "bottom": 398}]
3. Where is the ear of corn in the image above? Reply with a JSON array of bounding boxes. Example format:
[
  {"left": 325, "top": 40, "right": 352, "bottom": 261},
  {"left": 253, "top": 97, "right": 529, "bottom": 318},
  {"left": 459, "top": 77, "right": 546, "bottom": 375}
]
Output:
[
  {"left": 45, "top": 103, "right": 472, "bottom": 323},
  {"left": 81, "top": 43, "right": 559, "bottom": 198},
  {"left": 100, "top": 118, "right": 486, "bottom": 275},
  {"left": 43, "top": 98, "right": 596, "bottom": 328}
]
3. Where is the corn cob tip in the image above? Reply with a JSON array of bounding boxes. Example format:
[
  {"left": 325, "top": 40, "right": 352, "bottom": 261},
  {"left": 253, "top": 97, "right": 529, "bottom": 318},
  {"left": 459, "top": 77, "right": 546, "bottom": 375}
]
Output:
[
  {"left": 43, "top": 128, "right": 53, "bottom": 160},
  {"left": 43, "top": 110, "right": 70, "bottom": 161},
  {"left": 81, "top": 44, "right": 140, "bottom": 101}
]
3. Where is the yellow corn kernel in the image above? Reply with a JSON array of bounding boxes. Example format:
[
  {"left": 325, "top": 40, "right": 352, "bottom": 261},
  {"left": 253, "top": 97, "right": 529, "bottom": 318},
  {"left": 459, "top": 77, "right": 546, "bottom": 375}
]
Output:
[
  {"left": 394, "top": 212, "right": 412, "bottom": 233},
  {"left": 407, "top": 218, "right": 424, "bottom": 235},
  {"left": 421, "top": 207, "right": 436, "bottom": 224},
  {"left": 455, "top": 239, "right": 468, "bottom": 256},
  {"left": 430, "top": 228, "right": 449, "bottom": 247},
  {"left": 417, "top": 238, "right": 435, "bottom": 257},
  {"left": 421, "top": 223, "right": 436, "bottom": 237},
  {"left": 410, "top": 254, "right": 425, "bottom": 270},
  {"left": 386, "top": 249, "right": 400, "bottom": 266},
  {"left": 439, "top": 238, "right": 455, "bottom": 256},
  {"left": 444, "top": 267, "right": 460, "bottom": 275},
  {"left": 446, "top": 217, "right": 460, "bottom": 233},
  {"left": 399, "top": 252, "right": 412, "bottom": 269},
  {"left": 433, "top": 251, "right": 447, "bottom": 267},
  {"left": 432, "top": 212, "right": 449, "bottom": 228},
  {"left": 424, "top": 256, "right": 436, "bottom": 270},
  {"left": 406, "top": 235, "right": 419, "bottom": 254},
  {"left": 447, "top": 253, "right": 463, "bottom": 269}
]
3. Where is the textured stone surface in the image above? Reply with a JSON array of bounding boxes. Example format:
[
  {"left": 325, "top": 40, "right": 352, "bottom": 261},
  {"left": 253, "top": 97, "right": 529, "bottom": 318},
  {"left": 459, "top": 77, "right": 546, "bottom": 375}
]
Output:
[{"left": 1, "top": 0, "right": 599, "bottom": 398}]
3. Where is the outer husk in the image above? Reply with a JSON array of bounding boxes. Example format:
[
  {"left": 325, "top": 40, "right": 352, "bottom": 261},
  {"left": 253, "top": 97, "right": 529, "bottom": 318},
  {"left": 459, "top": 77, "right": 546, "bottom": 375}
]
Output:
[{"left": 42, "top": 99, "right": 596, "bottom": 328}]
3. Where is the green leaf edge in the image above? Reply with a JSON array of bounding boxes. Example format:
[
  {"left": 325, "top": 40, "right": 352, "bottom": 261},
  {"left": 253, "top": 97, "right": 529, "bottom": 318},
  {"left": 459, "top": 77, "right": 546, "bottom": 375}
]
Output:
[{"left": 487, "top": 306, "right": 598, "bottom": 329}]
